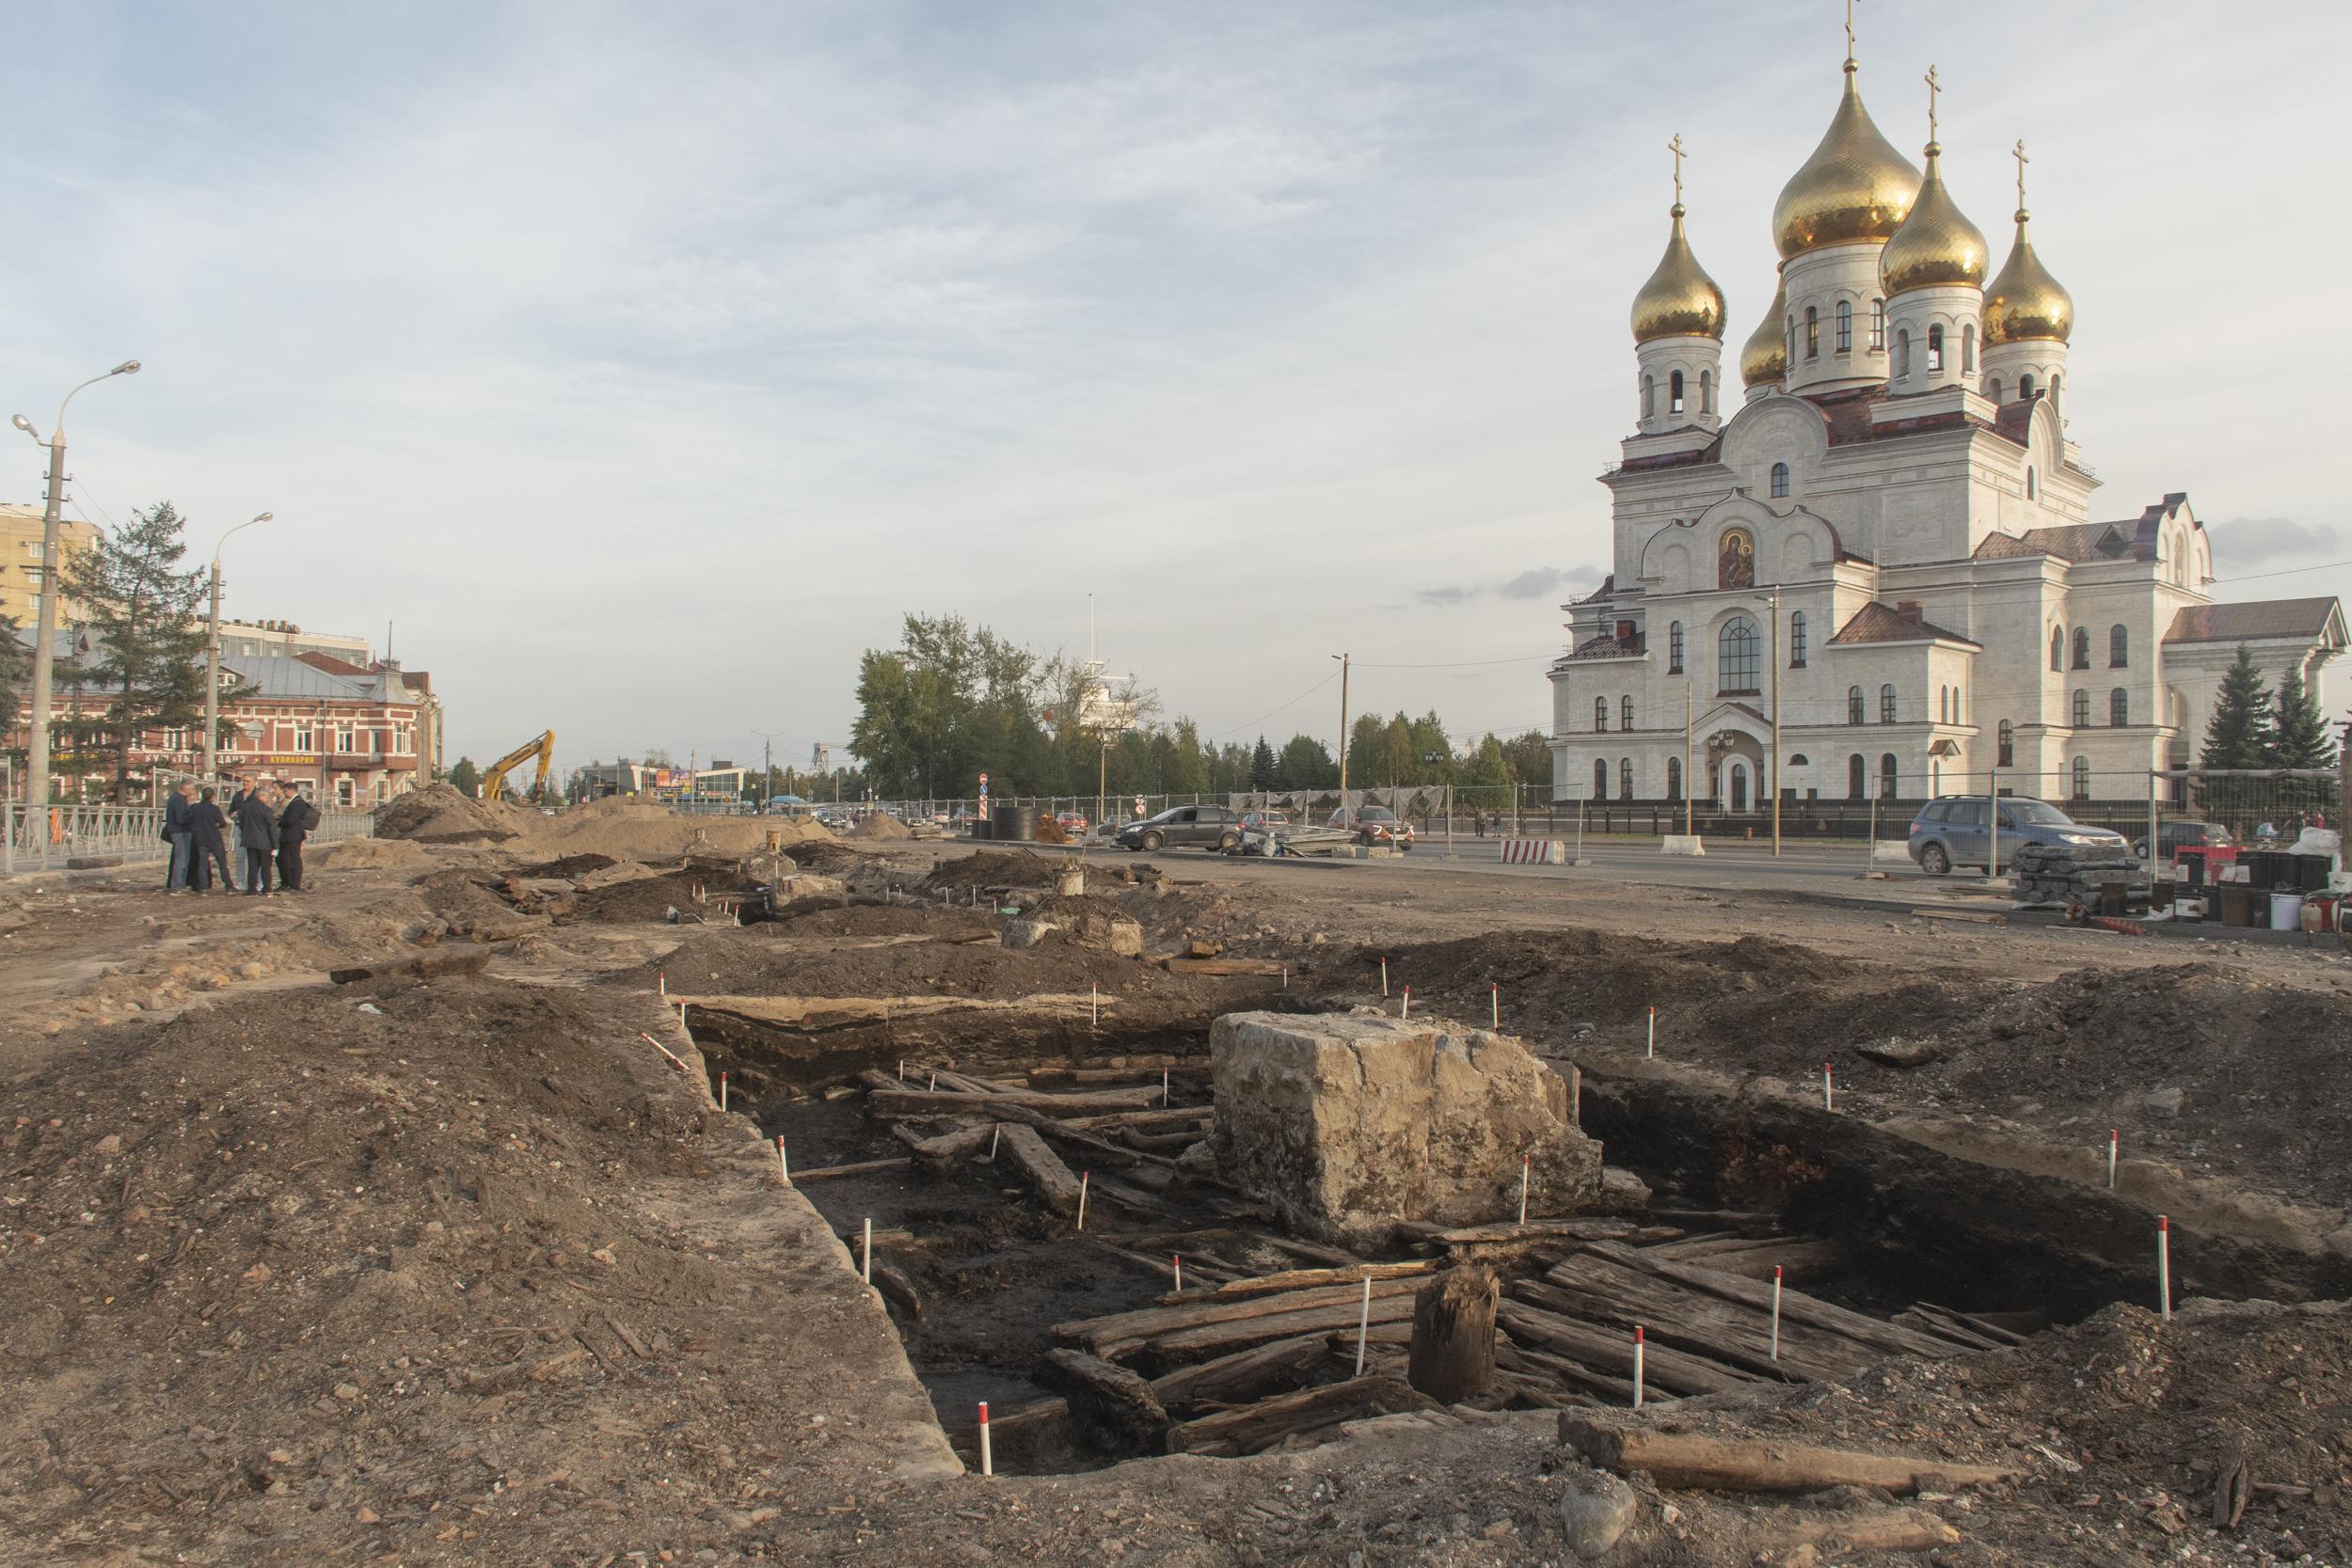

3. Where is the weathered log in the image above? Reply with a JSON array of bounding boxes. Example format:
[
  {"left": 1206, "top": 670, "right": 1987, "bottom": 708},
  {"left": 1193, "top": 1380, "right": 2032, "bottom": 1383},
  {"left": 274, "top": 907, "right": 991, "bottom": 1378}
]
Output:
[
  {"left": 790, "top": 1156, "right": 914, "bottom": 1182},
  {"left": 1584, "top": 1242, "right": 1964, "bottom": 1362},
  {"left": 1166, "top": 1374, "right": 1439, "bottom": 1456},
  {"left": 1056, "top": 1275, "right": 1428, "bottom": 1358},
  {"left": 867, "top": 1086, "right": 1161, "bottom": 1118},
  {"left": 1498, "top": 1338, "right": 1655, "bottom": 1407},
  {"left": 997, "top": 1124, "right": 1084, "bottom": 1214},
  {"left": 1147, "top": 1334, "right": 1328, "bottom": 1412},
  {"left": 870, "top": 1259, "right": 924, "bottom": 1323},
  {"left": 1060, "top": 1105, "right": 1216, "bottom": 1132},
  {"left": 1498, "top": 1296, "right": 1756, "bottom": 1398},
  {"left": 1557, "top": 1418, "right": 2020, "bottom": 1495},
  {"left": 1159, "top": 957, "right": 1289, "bottom": 976},
  {"left": 1527, "top": 1260, "right": 1868, "bottom": 1385},
  {"left": 1394, "top": 1216, "right": 1645, "bottom": 1248},
  {"left": 1161, "top": 1259, "right": 1438, "bottom": 1306},
  {"left": 907, "top": 1123, "right": 995, "bottom": 1166},
  {"left": 1042, "top": 1348, "right": 1168, "bottom": 1453},
  {"left": 1247, "top": 1233, "right": 1369, "bottom": 1269},
  {"left": 328, "top": 948, "right": 492, "bottom": 985},
  {"left": 1030, "top": 1064, "right": 1211, "bottom": 1085},
  {"left": 1125, "top": 1127, "right": 1210, "bottom": 1152},
  {"left": 1153, "top": 1293, "right": 1419, "bottom": 1361},
  {"left": 1408, "top": 1266, "right": 1498, "bottom": 1403},
  {"left": 1745, "top": 1504, "right": 1961, "bottom": 1554}
]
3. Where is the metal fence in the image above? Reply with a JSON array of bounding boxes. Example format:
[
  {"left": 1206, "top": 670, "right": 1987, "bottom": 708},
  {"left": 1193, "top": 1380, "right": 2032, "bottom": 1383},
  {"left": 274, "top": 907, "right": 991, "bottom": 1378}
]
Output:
[{"left": 4, "top": 801, "right": 376, "bottom": 877}]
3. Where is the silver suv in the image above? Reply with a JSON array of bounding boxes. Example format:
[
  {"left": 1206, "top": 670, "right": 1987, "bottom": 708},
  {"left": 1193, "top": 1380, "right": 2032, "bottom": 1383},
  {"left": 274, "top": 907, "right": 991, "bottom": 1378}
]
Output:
[{"left": 1907, "top": 795, "right": 2127, "bottom": 875}]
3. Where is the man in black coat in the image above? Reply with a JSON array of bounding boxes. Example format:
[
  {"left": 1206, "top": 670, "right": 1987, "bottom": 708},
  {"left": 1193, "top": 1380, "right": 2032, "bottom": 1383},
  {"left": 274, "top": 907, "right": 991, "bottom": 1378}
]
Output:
[
  {"left": 234, "top": 784, "right": 279, "bottom": 895},
  {"left": 164, "top": 780, "right": 196, "bottom": 893},
  {"left": 277, "top": 789, "right": 317, "bottom": 893},
  {"left": 190, "top": 786, "right": 236, "bottom": 893}
]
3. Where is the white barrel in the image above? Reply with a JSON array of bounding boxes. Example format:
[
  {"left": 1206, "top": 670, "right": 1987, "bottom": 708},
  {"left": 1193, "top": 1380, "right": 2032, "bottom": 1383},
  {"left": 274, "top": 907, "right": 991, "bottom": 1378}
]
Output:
[{"left": 2270, "top": 892, "right": 2304, "bottom": 931}]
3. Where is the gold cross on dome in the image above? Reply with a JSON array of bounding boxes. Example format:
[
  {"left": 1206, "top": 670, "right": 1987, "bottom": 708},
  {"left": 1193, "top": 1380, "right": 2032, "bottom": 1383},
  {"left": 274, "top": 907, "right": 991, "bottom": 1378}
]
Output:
[
  {"left": 1845, "top": 0, "right": 1858, "bottom": 64},
  {"left": 1923, "top": 64, "right": 1941, "bottom": 141},
  {"left": 2012, "top": 138, "right": 2030, "bottom": 208},
  {"left": 1667, "top": 133, "right": 1686, "bottom": 205}
]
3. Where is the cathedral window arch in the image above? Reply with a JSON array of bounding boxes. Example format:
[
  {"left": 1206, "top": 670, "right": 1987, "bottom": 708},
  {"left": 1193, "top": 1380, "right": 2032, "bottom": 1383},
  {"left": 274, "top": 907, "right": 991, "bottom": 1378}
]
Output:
[
  {"left": 1699, "top": 371, "right": 1713, "bottom": 414},
  {"left": 2071, "top": 689, "right": 2090, "bottom": 728},
  {"left": 1620, "top": 758, "right": 1634, "bottom": 800},
  {"left": 1835, "top": 299, "right": 1851, "bottom": 353},
  {"left": 1769, "top": 462, "right": 1789, "bottom": 499},
  {"left": 2050, "top": 625, "right": 2064, "bottom": 672},
  {"left": 1996, "top": 720, "right": 2014, "bottom": 767},
  {"left": 1593, "top": 759, "right": 1608, "bottom": 800},
  {"left": 2110, "top": 688, "right": 2129, "bottom": 727},
  {"left": 2020, "top": 373, "right": 2036, "bottom": 399},
  {"left": 1880, "top": 752, "right": 1899, "bottom": 800},
  {"left": 2026, "top": 467, "right": 2038, "bottom": 500},
  {"left": 1718, "top": 615, "right": 1761, "bottom": 692},
  {"left": 2071, "top": 757, "right": 2090, "bottom": 800},
  {"left": 1893, "top": 328, "right": 1910, "bottom": 378},
  {"left": 2050, "top": 372, "right": 2062, "bottom": 416},
  {"left": 1987, "top": 377, "right": 2003, "bottom": 403},
  {"left": 1804, "top": 306, "right": 1819, "bottom": 360},
  {"left": 1788, "top": 610, "right": 1806, "bottom": 667},
  {"left": 1641, "top": 374, "right": 1654, "bottom": 420},
  {"left": 1620, "top": 695, "right": 1634, "bottom": 730},
  {"left": 2109, "top": 625, "right": 2128, "bottom": 668},
  {"left": 1879, "top": 683, "right": 1898, "bottom": 723},
  {"left": 1594, "top": 697, "right": 1609, "bottom": 733},
  {"left": 1848, "top": 686, "right": 1865, "bottom": 725},
  {"left": 1848, "top": 754, "right": 1866, "bottom": 799},
  {"left": 2071, "top": 627, "right": 2089, "bottom": 669},
  {"left": 1666, "top": 756, "right": 1682, "bottom": 800},
  {"left": 1668, "top": 621, "right": 1683, "bottom": 673},
  {"left": 1962, "top": 325, "right": 1976, "bottom": 373},
  {"left": 1927, "top": 325, "right": 1945, "bottom": 373},
  {"left": 1670, "top": 370, "right": 1685, "bottom": 415},
  {"left": 1869, "top": 298, "right": 1885, "bottom": 351}
]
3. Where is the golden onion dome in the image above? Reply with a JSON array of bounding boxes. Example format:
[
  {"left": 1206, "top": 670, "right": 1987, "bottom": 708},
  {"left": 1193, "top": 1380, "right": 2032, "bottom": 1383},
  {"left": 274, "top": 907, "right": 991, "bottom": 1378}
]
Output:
[
  {"left": 1879, "top": 143, "right": 1987, "bottom": 294},
  {"left": 1740, "top": 279, "right": 1789, "bottom": 388},
  {"left": 1983, "top": 210, "right": 2074, "bottom": 344},
  {"left": 1630, "top": 203, "right": 1727, "bottom": 344},
  {"left": 1772, "top": 63, "right": 1920, "bottom": 260}
]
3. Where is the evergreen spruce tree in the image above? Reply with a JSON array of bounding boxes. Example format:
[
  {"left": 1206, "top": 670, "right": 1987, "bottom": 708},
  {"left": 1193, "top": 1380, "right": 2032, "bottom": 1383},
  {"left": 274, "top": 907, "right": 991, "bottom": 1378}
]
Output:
[
  {"left": 2271, "top": 661, "right": 2338, "bottom": 821},
  {"left": 59, "top": 502, "right": 210, "bottom": 800},
  {"left": 1248, "top": 735, "right": 1276, "bottom": 789},
  {"left": 2197, "top": 645, "right": 2274, "bottom": 769},
  {"left": 0, "top": 609, "right": 24, "bottom": 754}
]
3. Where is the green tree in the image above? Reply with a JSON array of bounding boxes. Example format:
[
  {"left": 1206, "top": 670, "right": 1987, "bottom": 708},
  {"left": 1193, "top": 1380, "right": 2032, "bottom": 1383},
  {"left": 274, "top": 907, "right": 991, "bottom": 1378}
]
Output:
[
  {"left": 1345, "top": 713, "right": 1385, "bottom": 786},
  {"left": 1375, "top": 714, "right": 1414, "bottom": 787},
  {"left": 1163, "top": 720, "right": 1211, "bottom": 797},
  {"left": 1406, "top": 710, "right": 1452, "bottom": 780},
  {"left": 57, "top": 501, "right": 210, "bottom": 800},
  {"left": 1463, "top": 733, "right": 1511, "bottom": 787},
  {"left": 1249, "top": 735, "right": 1276, "bottom": 789},
  {"left": 449, "top": 756, "right": 482, "bottom": 797},
  {"left": 2272, "top": 663, "right": 2336, "bottom": 768},
  {"left": 1502, "top": 730, "right": 1553, "bottom": 787},
  {"left": 1274, "top": 733, "right": 1335, "bottom": 789},
  {"left": 0, "top": 609, "right": 25, "bottom": 752},
  {"left": 2198, "top": 646, "right": 2275, "bottom": 769}
]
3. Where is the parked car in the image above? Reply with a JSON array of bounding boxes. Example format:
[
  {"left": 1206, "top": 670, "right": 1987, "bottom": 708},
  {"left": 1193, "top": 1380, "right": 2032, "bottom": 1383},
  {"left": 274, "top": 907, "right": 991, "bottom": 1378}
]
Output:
[
  {"left": 1907, "top": 795, "right": 2127, "bottom": 875},
  {"left": 1055, "top": 810, "right": 1090, "bottom": 837},
  {"left": 1327, "top": 804, "right": 1414, "bottom": 848},
  {"left": 1115, "top": 803, "right": 1243, "bottom": 852},
  {"left": 2134, "top": 819, "right": 2231, "bottom": 862}
]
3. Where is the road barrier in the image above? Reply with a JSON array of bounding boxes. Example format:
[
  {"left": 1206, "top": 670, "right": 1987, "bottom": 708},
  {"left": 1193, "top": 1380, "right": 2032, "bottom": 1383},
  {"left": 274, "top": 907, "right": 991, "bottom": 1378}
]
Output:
[{"left": 1499, "top": 838, "right": 1565, "bottom": 865}]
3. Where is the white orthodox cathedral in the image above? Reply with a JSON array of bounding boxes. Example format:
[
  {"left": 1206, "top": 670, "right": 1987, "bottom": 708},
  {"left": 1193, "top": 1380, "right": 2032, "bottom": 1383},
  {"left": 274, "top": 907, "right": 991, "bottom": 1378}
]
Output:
[{"left": 1546, "top": 35, "right": 2344, "bottom": 812}]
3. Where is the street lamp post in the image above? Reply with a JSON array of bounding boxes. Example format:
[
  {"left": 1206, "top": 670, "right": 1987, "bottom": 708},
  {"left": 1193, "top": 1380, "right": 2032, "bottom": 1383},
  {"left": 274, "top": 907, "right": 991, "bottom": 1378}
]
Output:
[
  {"left": 205, "top": 513, "right": 278, "bottom": 784},
  {"left": 10, "top": 360, "right": 139, "bottom": 820}
]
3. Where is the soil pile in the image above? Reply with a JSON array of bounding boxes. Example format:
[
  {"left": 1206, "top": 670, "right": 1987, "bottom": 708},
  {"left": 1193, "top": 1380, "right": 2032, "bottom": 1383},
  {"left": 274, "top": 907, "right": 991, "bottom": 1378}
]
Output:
[
  {"left": 569, "top": 864, "right": 760, "bottom": 924},
  {"left": 767, "top": 903, "right": 993, "bottom": 940},
  {"left": 520, "top": 799, "right": 833, "bottom": 861},
  {"left": 371, "top": 783, "right": 519, "bottom": 844},
  {"left": 920, "top": 847, "right": 1062, "bottom": 894},
  {"left": 851, "top": 813, "right": 911, "bottom": 841},
  {"left": 414, "top": 868, "right": 518, "bottom": 928},
  {"left": 316, "top": 835, "right": 440, "bottom": 872}
]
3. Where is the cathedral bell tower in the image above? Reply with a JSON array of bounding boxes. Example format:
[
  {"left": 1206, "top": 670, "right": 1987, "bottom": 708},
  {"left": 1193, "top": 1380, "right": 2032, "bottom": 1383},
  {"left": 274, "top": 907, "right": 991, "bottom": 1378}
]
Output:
[
  {"left": 1879, "top": 66, "right": 1988, "bottom": 398},
  {"left": 1629, "top": 134, "right": 1727, "bottom": 436}
]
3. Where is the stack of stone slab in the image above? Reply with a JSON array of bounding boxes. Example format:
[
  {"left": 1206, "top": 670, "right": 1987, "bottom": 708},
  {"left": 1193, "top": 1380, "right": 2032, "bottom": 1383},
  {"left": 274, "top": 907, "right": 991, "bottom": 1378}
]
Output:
[{"left": 2009, "top": 841, "right": 2144, "bottom": 910}]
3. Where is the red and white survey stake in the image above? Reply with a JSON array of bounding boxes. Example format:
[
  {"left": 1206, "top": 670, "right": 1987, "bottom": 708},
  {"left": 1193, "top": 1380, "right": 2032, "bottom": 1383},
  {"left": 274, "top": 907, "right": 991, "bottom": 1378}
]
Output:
[
  {"left": 862, "top": 1216, "right": 873, "bottom": 1285},
  {"left": 2108, "top": 1129, "right": 2119, "bottom": 1190},
  {"left": 977, "top": 1402, "right": 993, "bottom": 1477},
  {"left": 1822, "top": 1061, "right": 1835, "bottom": 1113},
  {"left": 1380, "top": 958, "right": 1389, "bottom": 997},
  {"left": 1518, "top": 1154, "right": 1531, "bottom": 1226},
  {"left": 776, "top": 1135, "right": 789, "bottom": 1183},
  {"left": 639, "top": 1033, "right": 691, "bottom": 1073},
  {"left": 1172, "top": 1254, "right": 1183, "bottom": 1292},
  {"left": 1646, "top": 1006, "right": 1656, "bottom": 1059},
  {"left": 1632, "top": 1326, "right": 1646, "bottom": 1409},
  {"left": 988, "top": 1123, "right": 1001, "bottom": 1161},
  {"left": 1491, "top": 984, "right": 1500, "bottom": 1028},
  {"left": 1076, "top": 1171, "right": 1090, "bottom": 1232},
  {"left": 1353, "top": 1275, "right": 1373, "bottom": 1377},
  {"left": 1402, "top": 985, "right": 1411, "bottom": 1020},
  {"left": 719, "top": 1070, "right": 727, "bottom": 1112},
  {"left": 1770, "top": 1266, "right": 1784, "bottom": 1361},
  {"left": 657, "top": 970, "right": 666, "bottom": 999},
  {"left": 2158, "top": 1214, "right": 2171, "bottom": 1320}
]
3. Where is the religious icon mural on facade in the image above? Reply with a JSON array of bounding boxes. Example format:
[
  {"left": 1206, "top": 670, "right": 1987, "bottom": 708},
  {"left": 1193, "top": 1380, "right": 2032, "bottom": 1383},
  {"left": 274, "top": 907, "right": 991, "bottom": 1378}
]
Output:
[{"left": 1718, "top": 528, "right": 1755, "bottom": 590}]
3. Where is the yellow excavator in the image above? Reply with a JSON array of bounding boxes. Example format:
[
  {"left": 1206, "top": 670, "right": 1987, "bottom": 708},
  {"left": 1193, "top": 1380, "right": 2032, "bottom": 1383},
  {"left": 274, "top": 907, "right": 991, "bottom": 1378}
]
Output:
[{"left": 479, "top": 730, "right": 555, "bottom": 803}]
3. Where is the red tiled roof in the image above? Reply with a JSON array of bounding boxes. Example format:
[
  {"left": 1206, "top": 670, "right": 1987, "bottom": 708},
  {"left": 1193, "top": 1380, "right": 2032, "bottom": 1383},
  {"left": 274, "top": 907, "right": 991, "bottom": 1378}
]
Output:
[
  {"left": 1828, "top": 601, "right": 1981, "bottom": 648},
  {"left": 2164, "top": 598, "right": 2344, "bottom": 645},
  {"left": 1571, "top": 573, "right": 1616, "bottom": 606}
]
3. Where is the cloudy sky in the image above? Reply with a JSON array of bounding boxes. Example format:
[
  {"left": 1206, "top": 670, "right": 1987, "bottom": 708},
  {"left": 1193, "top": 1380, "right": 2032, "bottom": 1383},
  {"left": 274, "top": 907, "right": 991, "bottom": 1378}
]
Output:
[{"left": 8, "top": 1, "right": 2347, "bottom": 772}]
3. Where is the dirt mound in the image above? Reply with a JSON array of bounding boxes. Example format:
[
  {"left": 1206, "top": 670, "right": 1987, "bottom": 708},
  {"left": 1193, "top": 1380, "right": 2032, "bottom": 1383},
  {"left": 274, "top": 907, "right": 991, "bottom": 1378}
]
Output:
[
  {"left": 569, "top": 864, "right": 761, "bottom": 924},
  {"left": 1033, "top": 816, "right": 1068, "bottom": 844},
  {"left": 767, "top": 902, "right": 993, "bottom": 940},
  {"left": 518, "top": 799, "right": 834, "bottom": 861},
  {"left": 512, "top": 851, "right": 619, "bottom": 879},
  {"left": 371, "top": 782, "right": 519, "bottom": 843},
  {"left": 314, "top": 835, "right": 439, "bottom": 872},
  {"left": 851, "top": 812, "right": 911, "bottom": 840},
  {"left": 919, "top": 848, "right": 1062, "bottom": 893},
  {"left": 414, "top": 867, "right": 518, "bottom": 927}
]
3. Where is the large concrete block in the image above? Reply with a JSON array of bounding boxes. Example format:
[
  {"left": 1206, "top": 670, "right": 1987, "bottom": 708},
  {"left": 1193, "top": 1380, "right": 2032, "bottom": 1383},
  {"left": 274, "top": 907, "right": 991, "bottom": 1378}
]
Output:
[{"left": 1209, "top": 1010, "right": 1602, "bottom": 1249}]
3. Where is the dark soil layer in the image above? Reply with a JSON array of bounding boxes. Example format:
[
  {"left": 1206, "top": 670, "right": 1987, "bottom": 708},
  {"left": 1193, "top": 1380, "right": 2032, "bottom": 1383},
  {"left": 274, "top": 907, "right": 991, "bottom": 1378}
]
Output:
[
  {"left": 412, "top": 867, "right": 519, "bottom": 927},
  {"left": 510, "top": 852, "right": 618, "bottom": 879},
  {"left": 920, "top": 848, "right": 1067, "bottom": 893},
  {"left": 567, "top": 865, "right": 758, "bottom": 924},
  {"left": 764, "top": 902, "right": 994, "bottom": 941}
]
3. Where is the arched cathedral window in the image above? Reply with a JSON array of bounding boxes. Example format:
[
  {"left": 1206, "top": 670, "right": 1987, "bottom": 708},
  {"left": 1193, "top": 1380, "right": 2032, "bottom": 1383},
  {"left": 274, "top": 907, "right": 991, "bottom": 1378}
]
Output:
[
  {"left": 1927, "top": 325, "right": 1945, "bottom": 373},
  {"left": 1770, "top": 462, "right": 1788, "bottom": 499},
  {"left": 1836, "top": 300, "right": 1851, "bottom": 353},
  {"left": 1670, "top": 370, "right": 1685, "bottom": 415},
  {"left": 1804, "top": 307, "right": 1819, "bottom": 360}
]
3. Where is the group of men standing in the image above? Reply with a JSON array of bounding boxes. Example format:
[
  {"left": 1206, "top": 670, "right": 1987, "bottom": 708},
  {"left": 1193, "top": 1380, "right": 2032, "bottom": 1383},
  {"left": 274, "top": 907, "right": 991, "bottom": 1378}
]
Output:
[{"left": 162, "top": 776, "right": 320, "bottom": 895}]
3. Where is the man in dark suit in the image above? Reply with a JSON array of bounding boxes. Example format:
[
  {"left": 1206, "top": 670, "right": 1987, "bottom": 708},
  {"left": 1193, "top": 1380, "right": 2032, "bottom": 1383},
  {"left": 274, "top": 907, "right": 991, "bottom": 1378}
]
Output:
[
  {"left": 234, "top": 783, "right": 279, "bottom": 895},
  {"left": 164, "top": 781, "right": 196, "bottom": 894},
  {"left": 190, "top": 786, "right": 235, "bottom": 893},
  {"left": 277, "top": 789, "right": 318, "bottom": 893}
]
